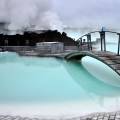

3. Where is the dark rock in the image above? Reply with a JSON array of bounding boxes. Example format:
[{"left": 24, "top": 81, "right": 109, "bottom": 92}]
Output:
[{"left": 0, "top": 30, "right": 77, "bottom": 46}]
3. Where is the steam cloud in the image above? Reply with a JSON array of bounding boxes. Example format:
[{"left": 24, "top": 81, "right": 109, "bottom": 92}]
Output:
[
  {"left": 0, "top": 0, "right": 64, "bottom": 31},
  {"left": 0, "top": 0, "right": 120, "bottom": 32}
]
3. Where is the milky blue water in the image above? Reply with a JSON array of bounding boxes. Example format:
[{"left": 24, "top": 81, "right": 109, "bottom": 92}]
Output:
[
  {"left": 0, "top": 52, "right": 120, "bottom": 105},
  {"left": 0, "top": 30, "right": 120, "bottom": 116}
]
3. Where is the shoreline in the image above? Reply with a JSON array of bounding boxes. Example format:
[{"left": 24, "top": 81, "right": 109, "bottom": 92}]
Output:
[
  {"left": 0, "top": 45, "right": 80, "bottom": 59},
  {"left": 0, "top": 103, "right": 118, "bottom": 119}
]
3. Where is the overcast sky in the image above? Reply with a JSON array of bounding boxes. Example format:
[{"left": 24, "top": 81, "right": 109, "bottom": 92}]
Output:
[
  {"left": 0, "top": 0, "right": 120, "bottom": 31},
  {"left": 53, "top": 0, "right": 120, "bottom": 29}
]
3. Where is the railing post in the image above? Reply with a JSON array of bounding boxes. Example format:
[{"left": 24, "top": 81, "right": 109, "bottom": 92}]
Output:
[
  {"left": 100, "top": 32, "right": 103, "bottom": 51},
  {"left": 86, "top": 35, "right": 89, "bottom": 50},
  {"left": 103, "top": 31, "right": 106, "bottom": 52},
  {"left": 80, "top": 38, "right": 82, "bottom": 45},
  {"left": 79, "top": 38, "right": 82, "bottom": 51},
  {"left": 89, "top": 34, "right": 92, "bottom": 51},
  {"left": 100, "top": 31, "right": 106, "bottom": 51},
  {"left": 117, "top": 33, "right": 120, "bottom": 55},
  {"left": 87, "top": 34, "right": 92, "bottom": 51},
  {"left": 77, "top": 40, "right": 80, "bottom": 49}
]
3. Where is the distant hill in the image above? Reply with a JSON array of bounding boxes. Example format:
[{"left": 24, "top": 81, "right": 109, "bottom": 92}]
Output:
[{"left": 0, "top": 30, "right": 77, "bottom": 46}]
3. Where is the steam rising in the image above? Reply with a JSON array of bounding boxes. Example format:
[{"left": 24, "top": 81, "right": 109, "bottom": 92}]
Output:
[
  {"left": 0, "top": 0, "right": 120, "bottom": 33},
  {"left": 0, "top": 0, "right": 63, "bottom": 31}
]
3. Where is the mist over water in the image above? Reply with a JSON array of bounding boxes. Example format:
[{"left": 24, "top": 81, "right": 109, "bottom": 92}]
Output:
[{"left": 0, "top": 0, "right": 63, "bottom": 32}]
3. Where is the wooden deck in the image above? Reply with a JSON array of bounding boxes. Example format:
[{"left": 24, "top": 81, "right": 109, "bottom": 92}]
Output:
[{"left": 65, "top": 51, "right": 120, "bottom": 76}]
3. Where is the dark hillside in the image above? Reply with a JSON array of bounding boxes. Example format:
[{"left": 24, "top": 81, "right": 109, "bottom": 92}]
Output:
[{"left": 0, "top": 30, "right": 77, "bottom": 46}]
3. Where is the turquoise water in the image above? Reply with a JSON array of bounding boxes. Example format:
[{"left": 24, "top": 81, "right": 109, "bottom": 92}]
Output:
[
  {"left": 0, "top": 52, "right": 120, "bottom": 106},
  {"left": 0, "top": 30, "right": 120, "bottom": 116}
]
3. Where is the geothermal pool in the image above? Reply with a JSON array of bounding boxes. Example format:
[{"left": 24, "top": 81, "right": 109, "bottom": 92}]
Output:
[{"left": 0, "top": 52, "right": 120, "bottom": 118}]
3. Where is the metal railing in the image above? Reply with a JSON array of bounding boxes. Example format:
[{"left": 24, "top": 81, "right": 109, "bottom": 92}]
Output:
[{"left": 77, "top": 30, "right": 120, "bottom": 55}]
